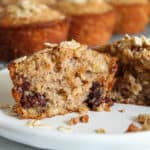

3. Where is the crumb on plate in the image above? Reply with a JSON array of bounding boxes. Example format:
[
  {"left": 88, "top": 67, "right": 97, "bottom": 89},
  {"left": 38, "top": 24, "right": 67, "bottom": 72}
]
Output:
[
  {"left": 126, "top": 123, "right": 141, "bottom": 133},
  {"left": 118, "top": 109, "right": 125, "bottom": 113},
  {"left": 67, "top": 114, "right": 89, "bottom": 125},
  {"left": 95, "top": 128, "right": 106, "bottom": 134},
  {"left": 57, "top": 125, "right": 72, "bottom": 133}
]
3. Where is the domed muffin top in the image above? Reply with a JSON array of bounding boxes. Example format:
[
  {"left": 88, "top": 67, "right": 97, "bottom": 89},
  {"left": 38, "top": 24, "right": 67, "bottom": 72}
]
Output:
[
  {"left": 53, "top": 0, "right": 113, "bottom": 15},
  {"left": 0, "top": 0, "right": 65, "bottom": 27}
]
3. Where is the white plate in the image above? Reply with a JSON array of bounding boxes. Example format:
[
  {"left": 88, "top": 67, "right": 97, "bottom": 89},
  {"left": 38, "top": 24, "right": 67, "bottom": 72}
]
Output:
[{"left": 0, "top": 69, "right": 150, "bottom": 150}]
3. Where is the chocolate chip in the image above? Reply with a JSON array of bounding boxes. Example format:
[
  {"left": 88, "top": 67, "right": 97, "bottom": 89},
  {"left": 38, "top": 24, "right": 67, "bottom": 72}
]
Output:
[
  {"left": 20, "top": 93, "right": 47, "bottom": 108},
  {"left": 22, "top": 81, "right": 30, "bottom": 91},
  {"left": 85, "top": 82, "right": 102, "bottom": 110},
  {"left": 85, "top": 82, "right": 113, "bottom": 110}
]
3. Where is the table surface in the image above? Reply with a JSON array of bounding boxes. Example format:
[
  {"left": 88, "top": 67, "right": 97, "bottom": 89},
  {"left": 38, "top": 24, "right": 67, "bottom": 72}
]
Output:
[
  {"left": 0, "top": 137, "right": 38, "bottom": 150},
  {"left": 0, "top": 27, "right": 150, "bottom": 150}
]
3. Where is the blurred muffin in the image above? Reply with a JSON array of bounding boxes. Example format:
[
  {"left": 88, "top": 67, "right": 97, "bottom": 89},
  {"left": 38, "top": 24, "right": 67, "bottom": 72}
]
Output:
[
  {"left": 0, "top": 0, "right": 70, "bottom": 61},
  {"left": 0, "top": 0, "right": 56, "bottom": 6},
  {"left": 148, "top": 0, "right": 150, "bottom": 18},
  {"left": 54, "top": 0, "right": 116, "bottom": 46},
  {"left": 108, "top": 0, "right": 149, "bottom": 34},
  {"left": 0, "top": 0, "right": 17, "bottom": 6}
]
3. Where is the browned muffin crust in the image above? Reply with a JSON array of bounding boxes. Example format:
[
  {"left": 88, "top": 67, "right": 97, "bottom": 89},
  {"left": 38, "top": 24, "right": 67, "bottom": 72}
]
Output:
[
  {"left": 53, "top": 0, "right": 116, "bottom": 46},
  {"left": 69, "top": 11, "right": 116, "bottom": 46},
  {"left": 0, "top": 0, "right": 70, "bottom": 61},
  {"left": 8, "top": 40, "right": 117, "bottom": 119},
  {"left": 0, "top": 19, "right": 70, "bottom": 60},
  {"left": 108, "top": 0, "right": 149, "bottom": 34}
]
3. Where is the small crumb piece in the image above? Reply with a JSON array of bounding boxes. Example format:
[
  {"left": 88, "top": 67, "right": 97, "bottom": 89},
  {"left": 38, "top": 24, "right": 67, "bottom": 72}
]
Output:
[
  {"left": 118, "top": 109, "right": 125, "bottom": 113},
  {"left": 26, "top": 120, "right": 40, "bottom": 127},
  {"left": 137, "top": 114, "right": 150, "bottom": 124},
  {"left": 126, "top": 123, "right": 140, "bottom": 133},
  {"left": 80, "top": 114, "right": 89, "bottom": 123},
  {"left": 95, "top": 128, "right": 106, "bottom": 134},
  {"left": 57, "top": 126, "right": 72, "bottom": 133},
  {"left": 68, "top": 117, "right": 80, "bottom": 125},
  {"left": 26, "top": 120, "right": 52, "bottom": 129},
  {"left": 137, "top": 114, "right": 150, "bottom": 131},
  {"left": 67, "top": 114, "right": 89, "bottom": 125}
]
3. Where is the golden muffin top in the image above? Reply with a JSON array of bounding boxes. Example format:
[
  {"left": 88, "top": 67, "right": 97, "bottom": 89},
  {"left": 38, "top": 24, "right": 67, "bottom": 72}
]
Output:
[
  {"left": 53, "top": 0, "right": 113, "bottom": 15},
  {"left": 0, "top": 0, "right": 65, "bottom": 27}
]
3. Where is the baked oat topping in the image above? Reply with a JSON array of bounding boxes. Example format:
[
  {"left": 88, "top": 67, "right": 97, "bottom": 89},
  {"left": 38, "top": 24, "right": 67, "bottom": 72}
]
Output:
[
  {"left": 0, "top": 0, "right": 65, "bottom": 26},
  {"left": 54, "top": 0, "right": 113, "bottom": 15}
]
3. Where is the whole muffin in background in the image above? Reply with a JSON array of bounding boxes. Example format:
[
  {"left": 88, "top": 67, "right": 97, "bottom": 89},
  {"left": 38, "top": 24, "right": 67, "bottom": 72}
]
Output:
[
  {"left": 108, "top": 0, "right": 149, "bottom": 34},
  {"left": 0, "top": 0, "right": 56, "bottom": 6},
  {"left": 0, "top": 0, "right": 70, "bottom": 61},
  {"left": 148, "top": 0, "right": 150, "bottom": 19},
  {"left": 53, "top": 0, "right": 116, "bottom": 46},
  {"left": 0, "top": 0, "right": 17, "bottom": 6}
]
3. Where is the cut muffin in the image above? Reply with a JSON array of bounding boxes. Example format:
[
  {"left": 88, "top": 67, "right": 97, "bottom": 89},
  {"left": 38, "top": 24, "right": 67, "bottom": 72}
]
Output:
[
  {"left": 108, "top": 0, "right": 149, "bottom": 34},
  {"left": 97, "top": 35, "right": 150, "bottom": 105},
  {"left": 0, "top": 0, "right": 70, "bottom": 61},
  {"left": 8, "top": 40, "right": 117, "bottom": 119},
  {"left": 53, "top": 0, "right": 116, "bottom": 46}
]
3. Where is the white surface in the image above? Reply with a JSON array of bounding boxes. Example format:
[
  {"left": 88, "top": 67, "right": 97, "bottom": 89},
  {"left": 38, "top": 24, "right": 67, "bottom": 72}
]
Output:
[
  {"left": 0, "top": 69, "right": 150, "bottom": 150},
  {"left": 0, "top": 137, "right": 37, "bottom": 150}
]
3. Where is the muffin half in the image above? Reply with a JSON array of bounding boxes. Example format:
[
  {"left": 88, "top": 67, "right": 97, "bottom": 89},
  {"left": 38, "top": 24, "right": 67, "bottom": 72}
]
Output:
[
  {"left": 97, "top": 35, "right": 150, "bottom": 105},
  {"left": 54, "top": 0, "right": 116, "bottom": 46},
  {"left": 108, "top": 0, "right": 149, "bottom": 34},
  {"left": 0, "top": 0, "right": 70, "bottom": 60},
  {"left": 8, "top": 40, "right": 117, "bottom": 119}
]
